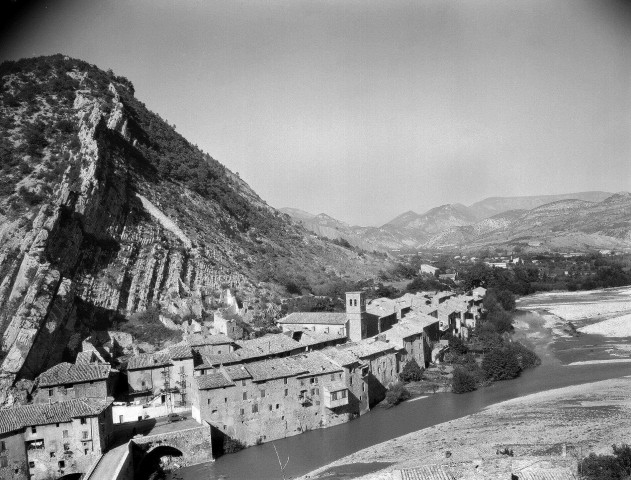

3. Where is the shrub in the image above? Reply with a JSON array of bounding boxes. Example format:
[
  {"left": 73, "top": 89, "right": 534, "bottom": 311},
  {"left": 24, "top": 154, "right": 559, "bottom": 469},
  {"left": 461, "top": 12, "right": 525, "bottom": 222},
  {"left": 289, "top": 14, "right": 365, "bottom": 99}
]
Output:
[
  {"left": 482, "top": 346, "right": 521, "bottom": 381},
  {"left": 507, "top": 342, "right": 541, "bottom": 370},
  {"left": 448, "top": 335, "right": 468, "bottom": 355},
  {"left": 452, "top": 367, "right": 477, "bottom": 393},
  {"left": 399, "top": 359, "right": 424, "bottom": 382},
  {"left": 581, "top": 445, "right": 631, "bottom": 480},
  {"left": 385, "top": 382, "right": 411, "bottom": 406}
]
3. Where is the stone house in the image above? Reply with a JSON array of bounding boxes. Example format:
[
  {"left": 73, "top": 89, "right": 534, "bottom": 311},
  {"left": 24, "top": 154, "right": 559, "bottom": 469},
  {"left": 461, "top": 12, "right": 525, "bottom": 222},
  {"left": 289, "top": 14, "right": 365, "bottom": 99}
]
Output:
[
  {"left": 0, "top": 398, "right": 113, "bottom": 480},
  {"left": 33, "top": 363, "right": 115, "bottom": 404},
  {"left": 320, "top": 347, "right": 370, "bottom": 417},
  {"left": 420, "top": 264, "right": 439, "bottom": 275},
  {"left": 276, "top": 311, "right": 348, "bottom": 336},
  {"left": 187, "top": 333, "right": 236, "bottom": 356},
  {"left": 213, "top": 312, "right": 245, "bottom": 340},
  {"left": 333, "top": 339, "right": 398, "bottom": 407},
  {"left": 381, "top": 317, "right": 436, "bottom": 369},
  {"left": 194, "top": 333, "right": 306, "bottom": 375},
  {"left": 168, "top": 344, "right": 196, "bottom": 407},
  {"left": 192, "top": 352, "right": 358, "bottom": 448},
  {"left": 126, "top": 353, "right": 173, "bottom": 404}
]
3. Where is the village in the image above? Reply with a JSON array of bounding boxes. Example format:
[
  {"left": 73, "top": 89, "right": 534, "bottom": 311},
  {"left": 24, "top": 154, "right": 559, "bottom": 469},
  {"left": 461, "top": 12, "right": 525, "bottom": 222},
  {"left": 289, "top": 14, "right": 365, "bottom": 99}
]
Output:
[{"left": 0, "top": 286, "right": 487, "bottom": 480}]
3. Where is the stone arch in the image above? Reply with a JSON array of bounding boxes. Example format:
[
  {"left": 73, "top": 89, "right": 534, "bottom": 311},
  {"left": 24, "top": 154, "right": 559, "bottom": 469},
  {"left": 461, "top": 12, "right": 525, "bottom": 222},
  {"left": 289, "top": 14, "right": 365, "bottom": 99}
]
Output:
[{"left": 136, "top": 444, "right": 184, "bottom": 480}]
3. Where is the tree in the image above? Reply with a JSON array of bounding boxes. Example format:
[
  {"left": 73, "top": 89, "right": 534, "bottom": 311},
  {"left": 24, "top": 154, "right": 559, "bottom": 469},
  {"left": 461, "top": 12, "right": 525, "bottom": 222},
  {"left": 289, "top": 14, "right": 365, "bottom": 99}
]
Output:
[
  {"left": 452, "top": 367, "right": 476, "bottom": 393},
  {"left": 448, "top": 335, "right": 468, "bottom": 355},
  {"left": 385, "top": 383, "right": 411, "bottom": 406},
  {"left": 399, "top": 359, "right": 424, "bottom": 382},
  {"left": 482, "top": 347, "right": 521, "bottom": 381}
]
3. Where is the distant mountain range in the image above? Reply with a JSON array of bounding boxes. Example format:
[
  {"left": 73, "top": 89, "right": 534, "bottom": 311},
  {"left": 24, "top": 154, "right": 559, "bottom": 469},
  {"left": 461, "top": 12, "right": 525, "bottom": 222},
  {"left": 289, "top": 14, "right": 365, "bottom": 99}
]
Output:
[{"left": 281, "top": 191, "right": 631, "bottom": 251}]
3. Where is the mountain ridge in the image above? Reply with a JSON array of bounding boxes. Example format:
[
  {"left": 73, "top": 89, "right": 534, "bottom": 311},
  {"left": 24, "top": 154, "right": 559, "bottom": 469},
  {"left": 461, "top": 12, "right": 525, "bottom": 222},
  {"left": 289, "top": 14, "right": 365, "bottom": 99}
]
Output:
[{"left": 282, "top": 190, "right": 630, "bottom": 251}]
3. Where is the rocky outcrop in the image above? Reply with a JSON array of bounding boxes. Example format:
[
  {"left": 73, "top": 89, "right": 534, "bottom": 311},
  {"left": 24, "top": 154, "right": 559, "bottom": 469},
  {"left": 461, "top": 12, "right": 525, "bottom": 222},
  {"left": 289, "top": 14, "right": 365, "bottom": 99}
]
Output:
[{"left": 0, "top": 55, "right": 386, "bottom": 403}]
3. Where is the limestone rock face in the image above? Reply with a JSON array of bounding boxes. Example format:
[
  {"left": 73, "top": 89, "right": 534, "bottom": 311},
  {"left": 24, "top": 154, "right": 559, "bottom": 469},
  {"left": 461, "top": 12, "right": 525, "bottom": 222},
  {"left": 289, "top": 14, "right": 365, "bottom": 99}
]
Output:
[{"left": 0, "top": 55, "right": 386, "bottom": 403}]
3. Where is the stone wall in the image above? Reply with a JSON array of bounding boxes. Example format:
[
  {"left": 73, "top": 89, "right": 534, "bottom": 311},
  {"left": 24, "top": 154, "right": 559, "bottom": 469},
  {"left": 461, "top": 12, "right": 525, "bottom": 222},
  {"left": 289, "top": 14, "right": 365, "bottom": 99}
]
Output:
[{"left": 132, "top": 426, "right": 213, "bottom": 467}]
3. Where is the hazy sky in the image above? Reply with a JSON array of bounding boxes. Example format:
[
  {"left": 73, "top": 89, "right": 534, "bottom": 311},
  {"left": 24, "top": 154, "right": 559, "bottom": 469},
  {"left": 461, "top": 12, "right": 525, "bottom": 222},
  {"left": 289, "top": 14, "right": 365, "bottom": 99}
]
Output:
[{"left": 1, "top": 0, "right": 630, "bottom": 226}]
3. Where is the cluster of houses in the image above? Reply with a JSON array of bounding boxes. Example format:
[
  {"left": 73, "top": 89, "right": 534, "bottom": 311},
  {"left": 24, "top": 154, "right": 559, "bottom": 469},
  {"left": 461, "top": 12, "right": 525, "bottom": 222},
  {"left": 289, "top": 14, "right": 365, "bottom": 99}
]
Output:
[{"left": 0, "top": 288, "right": 486, "bottom": 479}]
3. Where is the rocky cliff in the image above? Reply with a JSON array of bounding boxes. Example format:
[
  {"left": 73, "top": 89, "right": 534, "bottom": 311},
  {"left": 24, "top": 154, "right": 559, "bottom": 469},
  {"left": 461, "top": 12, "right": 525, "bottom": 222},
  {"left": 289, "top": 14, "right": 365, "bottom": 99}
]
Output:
[{"left": 0, "top": 55, "right": 385, "bottom": 402}]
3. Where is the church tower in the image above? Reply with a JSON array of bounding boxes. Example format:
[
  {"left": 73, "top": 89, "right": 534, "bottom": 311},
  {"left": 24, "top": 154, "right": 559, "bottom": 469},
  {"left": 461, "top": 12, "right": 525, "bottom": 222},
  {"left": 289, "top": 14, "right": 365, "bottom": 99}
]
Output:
[{"left": 346, "top": 292, "right": 366, "bottom": 342}]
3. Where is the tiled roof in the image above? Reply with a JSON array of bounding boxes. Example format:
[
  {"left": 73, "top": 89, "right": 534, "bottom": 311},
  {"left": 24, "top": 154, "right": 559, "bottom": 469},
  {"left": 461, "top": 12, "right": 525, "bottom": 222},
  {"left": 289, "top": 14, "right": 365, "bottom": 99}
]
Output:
[
  {"left": 222, "top": 364, "right": 252, "bottom": 381},
  {"left": 320, "top": 348, "right": 360, "bottom": 367},
  {"left": 399, "top": 465, "right": 454, "bottom": 480},
  {"left": 244, "top": 357, "right": 308, "bottom": 382},
  {"left": 519, "top": 470, "right": 576, "bottom": 480},
  {"left": 127, "top": 353, "right": 172, "bottom": 370},
  {"left": 237, "top": 334, "right": 304, "bottom": 356},
  {"left": 337, "top": 339, "right": 396, "bottom": 359},
  {"left": 75, "top": 350, "right": 106, "bottom": 364},
  {"left": 294, "top": 330, "right": 346, "bottom": 347},
  {"left": 277, "top": 312, "right": 347, "bottom": 325},
  {"left": 38, "top": 362, "right": 112, "bottom": 387},
  {"left": 413, "top": 304, "right": 438, "bottom": 316},
  {"left": 404, "top": 312, "right": 440, "bottom": 329},
  {"left": 196, "top": 373, "right": 234, "bottom": 390},
  {"left": 195, "top": 352, "right": 243, "bottom": 370},
  {"left": 381, "top": 321, "right": 427, "bottom": 348},
  {"left": 292, "top": 351, "right": 342, "bottom": 377},
  {"left": 168, "top": 344, "right": 194, "bottom": 360},
  {"left": 187, "top": 333, "right": 234, "bottom": 347},
  {"left": 0, "top": 398, "right": 112, "bottom": 435}
]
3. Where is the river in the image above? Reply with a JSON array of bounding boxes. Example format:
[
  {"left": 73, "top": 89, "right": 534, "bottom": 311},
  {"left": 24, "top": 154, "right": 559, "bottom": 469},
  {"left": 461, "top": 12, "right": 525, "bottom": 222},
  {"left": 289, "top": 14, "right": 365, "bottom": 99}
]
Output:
[{"left": 168, "top": 306, "right": 631, "bottom": 480}]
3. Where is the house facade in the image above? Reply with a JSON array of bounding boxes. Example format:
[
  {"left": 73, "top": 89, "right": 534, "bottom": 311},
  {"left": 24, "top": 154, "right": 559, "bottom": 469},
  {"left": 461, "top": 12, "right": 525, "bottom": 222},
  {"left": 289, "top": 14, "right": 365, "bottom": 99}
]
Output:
[
  {"left": 0, "top": 398, "right": 113, "bottom": 480},
  {"left": 33, "top": 363, "right": 115, "bottom": 404}
]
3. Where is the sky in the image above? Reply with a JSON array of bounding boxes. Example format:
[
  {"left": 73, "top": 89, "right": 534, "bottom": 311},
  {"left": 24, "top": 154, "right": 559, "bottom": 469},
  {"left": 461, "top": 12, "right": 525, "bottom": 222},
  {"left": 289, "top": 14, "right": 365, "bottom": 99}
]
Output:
[{"left": 1, "top": 0, "right": 630, "bottom": 226}]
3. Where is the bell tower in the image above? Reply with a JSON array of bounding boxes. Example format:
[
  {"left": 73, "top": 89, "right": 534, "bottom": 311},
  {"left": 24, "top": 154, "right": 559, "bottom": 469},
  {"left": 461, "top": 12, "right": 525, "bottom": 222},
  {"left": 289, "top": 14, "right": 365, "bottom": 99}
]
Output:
[{"left": 346, "top": 292, "right": 366, "bottom": 342}]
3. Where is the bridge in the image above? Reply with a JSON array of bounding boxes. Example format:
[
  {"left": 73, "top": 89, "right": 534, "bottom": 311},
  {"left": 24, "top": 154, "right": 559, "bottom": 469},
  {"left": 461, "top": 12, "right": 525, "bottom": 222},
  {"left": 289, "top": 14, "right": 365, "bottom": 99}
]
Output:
[{"left": 85, "top": 425, "right": 213, "bottom": 480}]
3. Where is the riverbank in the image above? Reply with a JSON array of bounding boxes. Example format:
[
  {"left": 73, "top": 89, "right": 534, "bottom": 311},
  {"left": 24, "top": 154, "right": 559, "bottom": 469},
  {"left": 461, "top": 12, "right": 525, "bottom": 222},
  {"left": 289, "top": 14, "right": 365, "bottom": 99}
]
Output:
[
  {"left": 302, "top": 286, "right": 631, "bottom": 479},
  {"left": 304, "top": 375, "right": 631, "bottom": 480}
]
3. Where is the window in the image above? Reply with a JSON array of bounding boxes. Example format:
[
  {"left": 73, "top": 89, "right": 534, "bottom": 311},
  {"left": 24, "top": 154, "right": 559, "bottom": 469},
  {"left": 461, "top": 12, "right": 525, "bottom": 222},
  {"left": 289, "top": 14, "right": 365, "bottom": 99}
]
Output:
[
  {"left": 1, "top": 457, "right": 8, "bottom": 468},
  {"left": 31, "top": 426, "right": 37, "bottom": 434},
  {"left": 341, "top": 390, "right": 347, "bottom": 398},
  {"left": 50, "top": 452, "right": 55, "bottom": 458},
  {"left": 350, "top": 377, "right": 353, "bottom": 385},
  {"left": 268, "top": 405, "right": 272, "bottom": 411},
  {"left": 283, "top": 378, "right": 288, "bottom": 385},
  {"left": 310, "top": 388, "right": 315, "bottom": 396},
  {"left": 58, "top": 460, "right": 65, "bottom": 468},
  {"left": 84, "top": 449, "right": 89, "bottom": 455},
  {"left": 82, "top": 431, "right": 89, "bottom": 439},
  {"left": 330, "top": 374, "right": 335, "bottom": 381},
  {"left": 141, "top": 381, "right": 146, "bottom": 388},
  {"left": 240, "top": 408, "right": 244, "bottom": 415},
  {"left": 242, "top": 392, "right": 247, "bottom": 400},
  {"left": 63, "top": 444, "right": 70, "bottom": 451},
  {"left": 276, "top": 404, "right": 279, "bottom": 409},
  {"left": 62, "top": 430, "right": 68, "bottom": 439},
  {"left": 29, "top": 461, "right": 35, "bottom": 468},
  {"left": 224, "top": 398, "right": 227, "bottom": 403},
  {"left": 56, "top": 423, "right": 59, "bottom": 428},
  {"left": 80, "top": 418, "right": 87, "bottom": 425},
  {"left": 252, "top": 404, "right": 258, "bottom": 413},
  {"left": 207, "top": 399, "right": 211, "bottom": 405},
  {"left": 310, "top": 378, "right": 315, "bottom": 384},
  {"left": 261, "top": 389, "right": 265, "bottom": 398},
  {"left": 331, "top": 392, "right": 338, "bottom": 401},
  {"left": 180, "top": 366, "right": 185, "bottom": 374},
  {"left": 284, "top": 389, "right": 288, "bottom": 397},
  {"left": 48, "top": 389, "right": 53, "bottom": 397},
  {"left": 242, "top": 380, "right": 246, "bottom": 387},
  {"left": 0, "top": 441, "right": 5, "bottom": 451}
]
